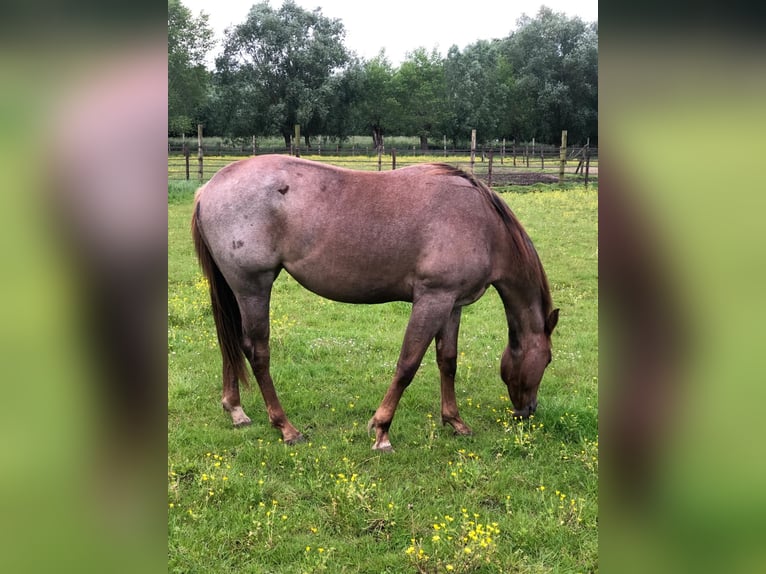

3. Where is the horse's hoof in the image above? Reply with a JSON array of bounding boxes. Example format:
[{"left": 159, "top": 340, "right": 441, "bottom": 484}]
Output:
[
  {"left": 442, "top": 417, "right": 472, "bottom": 436},
  {"left": 284, "top": 433, "right": 305, "bottom": 445},
  {"left": 372, "top": 440, "right": 394, "bottom": 452},
  {"left": 230, "top": 407, "right": 252, "bottom": 427}
]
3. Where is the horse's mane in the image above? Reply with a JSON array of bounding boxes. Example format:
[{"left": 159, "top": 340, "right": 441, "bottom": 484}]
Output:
[{"left": 425, "top": 163, "right": 554, "bottom": 314}]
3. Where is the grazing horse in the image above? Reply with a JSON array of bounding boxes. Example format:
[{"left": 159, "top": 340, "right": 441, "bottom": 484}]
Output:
[{"left": 191, "top": 155, "right": 558, "bottom": 451}]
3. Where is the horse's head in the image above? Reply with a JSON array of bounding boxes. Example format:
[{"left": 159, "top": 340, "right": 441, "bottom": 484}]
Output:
[{"left": 501, "top": 308, "right": 559, "bottom": 418}]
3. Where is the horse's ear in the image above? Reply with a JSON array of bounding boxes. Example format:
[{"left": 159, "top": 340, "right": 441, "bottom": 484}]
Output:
[{"left": 545, "top": 308, "right": 559, "bottom": 336}]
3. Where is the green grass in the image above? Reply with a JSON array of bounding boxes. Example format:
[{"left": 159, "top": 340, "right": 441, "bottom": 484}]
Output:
[{"left": 168, "top": 174, "right": 598, "bottom": 573}]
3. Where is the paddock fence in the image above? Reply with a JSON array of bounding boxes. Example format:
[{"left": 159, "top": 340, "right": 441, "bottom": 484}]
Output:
[{"left": 168, "top": 137, "right": 598, "bottom": 188}]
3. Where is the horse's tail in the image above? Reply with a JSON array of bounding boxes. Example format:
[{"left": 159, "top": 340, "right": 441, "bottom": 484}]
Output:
[{"left": 191, "top": 195, "right": 249, "bottom": 388}]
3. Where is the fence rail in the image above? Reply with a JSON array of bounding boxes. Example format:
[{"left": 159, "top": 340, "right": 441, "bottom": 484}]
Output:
[
  {"left": 168, "top": 143, "right": 596, "bottom": 159},
  {"left": 168, "top": 140, "right": 598, "bottom": 188}
]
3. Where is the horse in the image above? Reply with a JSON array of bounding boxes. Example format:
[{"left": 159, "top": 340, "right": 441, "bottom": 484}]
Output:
[{"left": 191, "top": 155, "right": 558, "bottom": 451}]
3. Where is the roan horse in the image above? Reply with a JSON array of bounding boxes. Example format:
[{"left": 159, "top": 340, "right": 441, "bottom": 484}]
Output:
[{"left": 191, "top": 155, "right": 558, "bottom": 451}]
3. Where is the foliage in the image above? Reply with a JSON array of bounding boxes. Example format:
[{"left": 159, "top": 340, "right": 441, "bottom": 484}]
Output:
[
  {"left": 348, "top": 53, "right": 402, "bottom": 150},
  {"left": 168, "top": 167, "right": 598, "bottom": 572},
  {"left": 321, "top": 57, "right": 367, "bottom": 143},
  {"left": 213, "top": 0, "right": 349, "bottom": 146},
  {"left": 441, "top": 7, "right": 598, "bottom": 145},
  {"left": 443, "top": 40, "right": 504, "bottom": 147},
  {"left": 168, "top": 0, "right": 214, "bottom": 136},
  {"left": 178, "top": 4, "right": 597, "bottom": 146},
  {"left": 502, "top": 7, "right": 598, "bottom": 143},
  {"left": 395, "top": 48, "right": 447, "bottom": 150}
]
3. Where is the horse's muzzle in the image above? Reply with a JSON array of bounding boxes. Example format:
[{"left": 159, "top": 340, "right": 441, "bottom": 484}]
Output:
[{"left": 512, "top": 400, "right": 538, "bottom": 419}]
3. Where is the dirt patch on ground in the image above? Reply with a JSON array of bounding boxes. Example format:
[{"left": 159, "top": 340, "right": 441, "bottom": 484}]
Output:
[{"left": 488, "top": 172, "right": 560, "bottom": 186}]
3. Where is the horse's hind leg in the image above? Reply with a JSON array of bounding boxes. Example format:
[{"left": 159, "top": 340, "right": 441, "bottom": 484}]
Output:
[
  {"left": 238, "top": 276, "right": 304, "bottom": 445},
  {"left": 436, "top": 307, "right": 472, "bottom": 436},
  {"left": 222, "top": 383, "right": 252, "bottom": 428},
  {"left": 220, "top": 329, "right": 251, "bottom": 426}
]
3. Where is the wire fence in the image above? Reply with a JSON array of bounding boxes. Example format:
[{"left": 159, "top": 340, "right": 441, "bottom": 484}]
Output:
[{"left": 168, "top": 142, "right": 598, "bottom": 188}]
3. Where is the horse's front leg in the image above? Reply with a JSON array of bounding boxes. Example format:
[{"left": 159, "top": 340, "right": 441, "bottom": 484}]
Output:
[
  {"left": 238, "top": 285, "right": 304, "bottom": 445},
  {"left": 368, "top": 293, "right": 456, "bottom": 451},
  {"left": 436, "top": 307, "right": 472, "bottom": 436}
]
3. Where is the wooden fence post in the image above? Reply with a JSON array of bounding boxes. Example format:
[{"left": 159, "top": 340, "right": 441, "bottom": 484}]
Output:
[
  {"left": 501, "top": 138, "right": 505, "bottom": 165},
  {"left": 525, "top": 145, "right": 529, "bottom": 168},
  {"left": 470, "top": 129, "right": 476, "bottom": 173},
  {"left": 197, "top": 124, "right": 203, "bottom": 182},
  {"left": 392, "top": 148, "right": 397, "bottom": 170},
  {"left": 294, "top": 124, "right": 301, "bottom": 157},
  {"left": 584, "top": 145, "right": 591, "bottom": 188},
  {"left": 184, "top": 144, "right": 190, "bottom": 180},
  {"left": 559, "top": 130, "right": 568, "bottom": 182},
  {"left": 512, "top": 141, "right": 516, "bottom": 167},
  {"left": 540, "top": 150, "right": 545, "bottom": 171},
  {"left": 487, "top": 149, "right": 494, "bottom": 188},
  {"left": 252, "top": 135, "right": 256, "bottom": 156}
]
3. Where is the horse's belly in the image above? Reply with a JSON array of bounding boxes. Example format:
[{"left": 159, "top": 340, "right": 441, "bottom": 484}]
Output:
[
  {"left": 284, "top": 260, "right": 413, "bottom": 304},
  {"left": 280, "top": 219, "right": 492, "bottom": 306},
  {"left": 455, "top": 283, "right": 489, "bottom": 307}
]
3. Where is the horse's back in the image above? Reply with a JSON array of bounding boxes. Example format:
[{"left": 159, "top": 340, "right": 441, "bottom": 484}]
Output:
[{"left": 196, "top": 155, "right": 501, "bottom": 303}]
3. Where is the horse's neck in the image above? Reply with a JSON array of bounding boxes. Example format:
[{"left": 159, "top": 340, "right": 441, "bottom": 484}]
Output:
[{"left": 495, "top": 281, "right": 546, "bottom": 343}]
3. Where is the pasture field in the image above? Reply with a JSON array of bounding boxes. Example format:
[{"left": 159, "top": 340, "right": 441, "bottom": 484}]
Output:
[{"left": 168, "top": 176, "right": 598, "bottom": 573}]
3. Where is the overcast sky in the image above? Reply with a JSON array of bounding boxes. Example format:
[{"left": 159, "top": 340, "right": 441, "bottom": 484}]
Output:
[{"left": 181, "top": 0, "right": 598, "bottom": 67}]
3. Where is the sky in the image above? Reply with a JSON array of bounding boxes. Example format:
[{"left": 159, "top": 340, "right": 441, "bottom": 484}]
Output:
[{"left": 181, "top": 0, "right": 598, "bottom": 68}]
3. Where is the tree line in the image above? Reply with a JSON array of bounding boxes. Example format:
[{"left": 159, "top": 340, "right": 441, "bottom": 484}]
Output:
[{"left": 169, "top": 0, "right": 598, "bottom": 149}]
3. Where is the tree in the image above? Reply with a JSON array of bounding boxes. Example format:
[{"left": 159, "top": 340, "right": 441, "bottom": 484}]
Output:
[
  {"left": 345, "top": 52, "right": 402, "bottom": 149},
  {"left": 443, "top": 40, "right": 504, "bottom": 147},
  {"left": 320, "top": 57, "right": 369, "bottom": 144},
  {"left": 395, "top": 48, "right": 446, "bottom": 150},
  {"left": 168, "top": 0, "right": 214, "bottom": 136},
  {"left": 216, "top": 0, "right": 349, "bottom": 147},
  {"left": 503, "top": 7, "right": 598, "bottom": 144}
]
